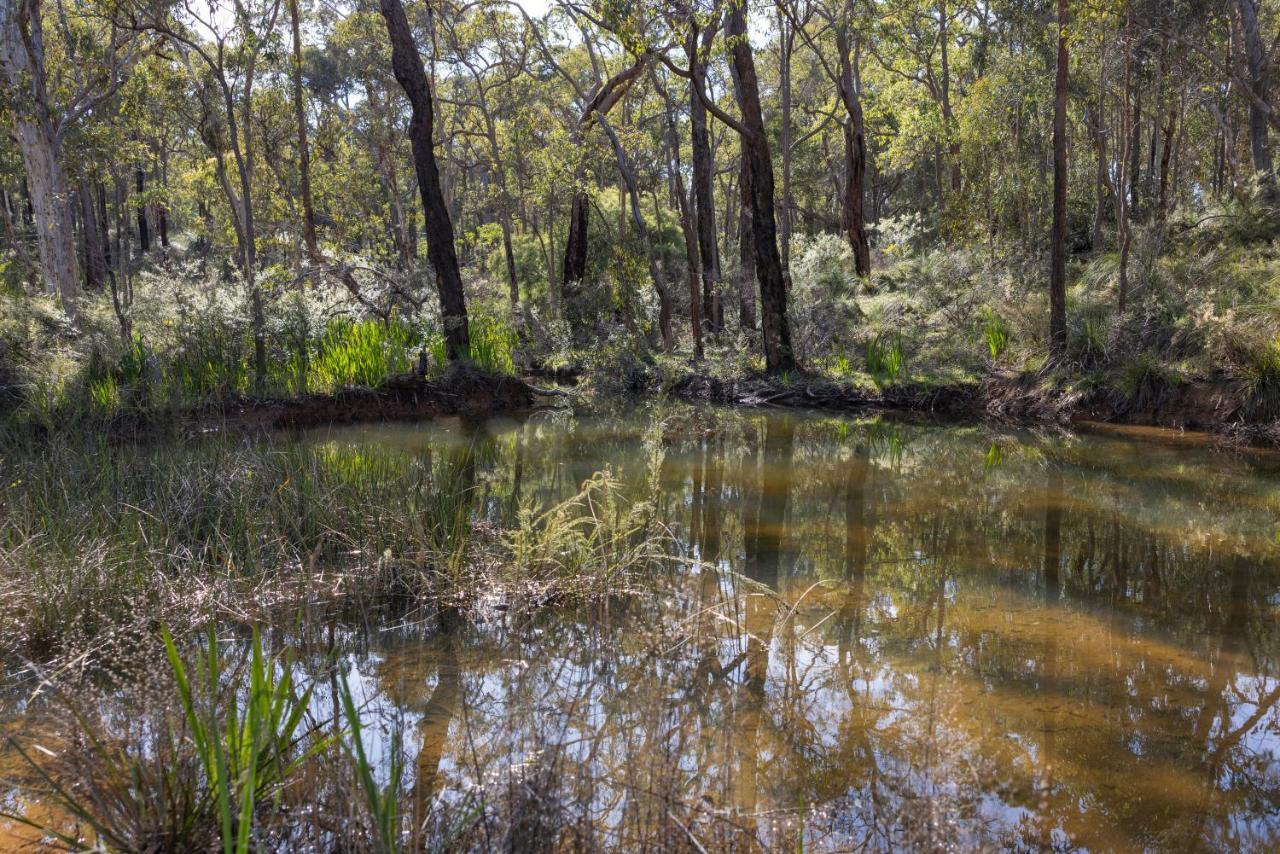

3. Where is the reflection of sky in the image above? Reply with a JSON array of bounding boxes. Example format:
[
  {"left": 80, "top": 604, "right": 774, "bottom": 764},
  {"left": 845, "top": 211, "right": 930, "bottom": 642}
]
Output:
[{"left": 18, "top": 408, "right": 1280, "bottom": 849}]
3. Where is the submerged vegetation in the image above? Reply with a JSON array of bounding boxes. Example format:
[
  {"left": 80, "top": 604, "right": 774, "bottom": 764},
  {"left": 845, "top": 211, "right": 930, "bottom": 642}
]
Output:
[
  {"left": 0, "top": 422, "right": 662, "bottom": 661},
  {"left": 4, "top": 408, "right": 1280, "bottom": 850}
]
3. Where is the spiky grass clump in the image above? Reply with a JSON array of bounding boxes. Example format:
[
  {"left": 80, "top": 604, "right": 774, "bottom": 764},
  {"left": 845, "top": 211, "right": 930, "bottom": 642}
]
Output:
[
  {"left": 3, "top": 626, "right": 329, "bottom": 852},
  {"left": 866, "top": 334, "right": 905, "bottom": 390},
  {"left": 311, "top": 317, "right": 418, "bottom": 392}
]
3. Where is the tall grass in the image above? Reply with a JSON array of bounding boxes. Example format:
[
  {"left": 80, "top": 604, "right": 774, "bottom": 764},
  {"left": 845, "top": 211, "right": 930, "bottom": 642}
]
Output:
[
  {"left": 338, "top": 672, "right": 406, "bottom": 853},
  {"left": 866, "top": 334, "right": 906, "bottom": 390},
  {"left": 3, "top": 626, "right": 328, "bottom": 852},
  {"left": 0, "top": 429, "right": 667, "bottom": 658},
  {"left": 980, "top": 306, "right": 1009, "bottom": 360},
  {"left": 311, "top": 317, "right": 417, "bottom": 392},
  {"left": 2, "top": 287, "right": 522, "bottom": 426},
  {"left": 164, "top": 625, "right": 330, "bottom": 854}
]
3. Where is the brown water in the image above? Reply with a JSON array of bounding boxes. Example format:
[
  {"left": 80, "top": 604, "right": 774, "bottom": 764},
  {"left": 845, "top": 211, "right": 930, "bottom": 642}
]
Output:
[
  {"left": 10, "top": 405, "right": 1280, "bottom": 850},
  {"left": 279, "top": 406, "right": 1280, "bottom": 851}
]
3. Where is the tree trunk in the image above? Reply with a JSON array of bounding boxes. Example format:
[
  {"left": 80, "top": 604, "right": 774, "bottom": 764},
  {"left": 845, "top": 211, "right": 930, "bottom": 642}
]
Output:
[
  {"left": 1158, "top": 101, "right": 1176, "bottom": 221},
  {"left": 559, "top": 57, "right": 650, "bottom": 339},
  {"left": 288, "top": 0, "right": 320, "bottom": 259},
  {"left": 98, "top": 180, "right": 112, "bottom": 270},
  {"left": 135, "top": 167, "right": 150, "bottom": 253},
  {"left": 836, "top": 26, "right": 871, "bottom": 277},
  {"left": 599, "top": 117, "right": 674, "bottom": 352},
  {"left": 1048, "top": 0, "right": 1069, "bottom": 362},
  {"left": 1, "top": 0, "right": 79, "bottom": 320},
  {"left": 727, "top": 0, "right": 795, "bottom": 372},
  {"left": 1129, "top": 69, "right": 1143, "bottom": 218},
  {"left": 157, "top": 148, "right": 170, "bottom": 248},
  {"left": 777, "top": 11, "right": 794, "bottom": 288},
  {"left": 79, "top": 181, "right": 108, "bottom": 291},
  {"left": 1237, "top": 0, "right": 1276, "bottom": 195},
  {"left": 688, "top": 26, "right": 723, "bottom": 332},
  {"left": 1118, "top": 5, "right": 1135, "bottom": 313},
  {"left": 562, "top": 177, "right": 590, "bottom": 336},
  {"left": 736, "top": 147, "right": 757, "bottom": 332},
  {"left": 1088, "top": 99, "right": 1109, "bottom": 251},
  {"left": 380, "top": 0, "right": 470, "bottom": 360},
  {"left": 665, "top": 99, "right": 703, "bottom": 358}
]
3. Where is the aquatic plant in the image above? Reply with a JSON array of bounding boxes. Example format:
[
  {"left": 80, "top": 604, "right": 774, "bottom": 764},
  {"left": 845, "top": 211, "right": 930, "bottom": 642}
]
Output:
[
  {"left": 3, "top": 626, "right": 327, "bottom": 852},
  {"left": 338, "top": 672, "right": 406, "bottom": 853},
  {"left": 164, "top": 625, "right": 330, "bottom": 854},
  {"left": 506, "top": 469, "right": 666, "bottom": 601}
]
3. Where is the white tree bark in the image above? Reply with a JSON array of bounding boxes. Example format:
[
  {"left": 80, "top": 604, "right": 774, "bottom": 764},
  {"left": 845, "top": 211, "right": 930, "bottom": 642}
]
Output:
[{"left": 0, "top": 0, "right": 80, "bottom": 321}]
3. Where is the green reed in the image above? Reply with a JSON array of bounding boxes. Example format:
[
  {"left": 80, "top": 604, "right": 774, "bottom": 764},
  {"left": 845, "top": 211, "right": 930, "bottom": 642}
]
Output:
[{"left": 3, "top": 626, "right": 328, "bottom": 852}]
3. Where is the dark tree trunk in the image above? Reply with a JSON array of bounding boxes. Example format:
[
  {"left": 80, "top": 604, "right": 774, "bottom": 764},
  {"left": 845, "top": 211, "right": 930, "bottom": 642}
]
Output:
[
  {"left": 289, "top": 0, "right": 320, "bottom": 260},
  {"left": 665, "top": 99, "right": 703, "bottom": 358},
  {"left": 736, "top": 147, "right": 757, "bottom": 331},
  {"left": 79, "top": 181, "right": 108, "bottom": 291},
  {"left": 1158, "top": 102, "right": 1176, "bottom": 220},
  {"left": 1049, "top": 0, "right": 1069, "bottom": 362},
  {"left": 562, "top": 182, "right": 589, "bottom": 293},
  {"left": 379, "top": 0, "right": 470, "bottom": 360},
  {"left": 777, "top": 12, "right": 794, "bottom": 287},
  {"left": 727, "top": 0, "right": 795, "bottom": 373},
  {"left": 559, "top": 58, "right": 650, "bottom": 339},
  {"left": 98, "top": 181, "right": 111, "bottom": 270},
  {"left": 688, "top": 26, "right": 723, "bottom": 332},
  {"left": 1088, "top": 98, "right": 1109, "bottom": 251},
  {"left": 135, "top": 167, "right": 150, "bottom": 254},
  {"left": 836, "top": 26, "right": 871, "bottom": 277},
  {"left": 1129, "top": 72, "right": 1143, "bottom": 218},
  {"left": 598, "top": 118, "right": 675, "bottom": 352}
]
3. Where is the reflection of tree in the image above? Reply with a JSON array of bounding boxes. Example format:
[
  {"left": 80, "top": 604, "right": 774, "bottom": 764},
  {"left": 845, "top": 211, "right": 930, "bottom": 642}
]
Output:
[
  {"left": 409, "top": 635, "right": 460, "bottom": 849},
  {"left": 298, "top": 408, "right": 1280, "bottom": 850}
]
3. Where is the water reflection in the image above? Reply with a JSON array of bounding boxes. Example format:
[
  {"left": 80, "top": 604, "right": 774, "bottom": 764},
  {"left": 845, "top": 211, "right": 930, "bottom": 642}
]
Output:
[{"left": 16, "top": 407, "right": 1280, "bottom": 850}]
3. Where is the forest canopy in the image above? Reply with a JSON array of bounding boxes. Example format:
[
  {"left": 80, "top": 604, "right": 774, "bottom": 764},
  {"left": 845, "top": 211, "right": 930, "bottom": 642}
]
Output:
[{"left": 3, "top": 0, "right": 1280, "bottom": 418}]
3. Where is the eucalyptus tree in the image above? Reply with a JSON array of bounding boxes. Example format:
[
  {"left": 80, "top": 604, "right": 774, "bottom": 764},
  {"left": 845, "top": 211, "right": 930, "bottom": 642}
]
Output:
[
  {"left": 123, "top": 0, "right": 285, "bottom": 390},
  {"left": 714, "top": 0, "right": 795, "bottom": 371},
  {"left": 287, "top": 0, "right": 319, "bottom": 260},
  {"left": 438, "top": 0, "right": 530, "bottom": 310},
  {"left": 1048, "top": 0, "right": 1068, "bottom": 361},
  {"left": 780, "top": 0, "right": 872, "bottom": 276},
  {"left": 1, "top": 0, "right": 145, "bottom": 322},
  {"left": 378, "top": 0, "right": 470, "bottom": 360}
]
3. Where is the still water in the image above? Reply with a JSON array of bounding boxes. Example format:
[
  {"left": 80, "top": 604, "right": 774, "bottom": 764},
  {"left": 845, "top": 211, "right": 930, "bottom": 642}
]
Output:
[
  {"left": 296, "top": 405, "right": 1280, "bottom": 851},
  {"left": 13, "top": 404, "right": 1280, "bottom": 850}
]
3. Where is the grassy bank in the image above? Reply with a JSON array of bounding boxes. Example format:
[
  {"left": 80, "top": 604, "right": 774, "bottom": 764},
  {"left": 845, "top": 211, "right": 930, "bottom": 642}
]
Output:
[{"left": 0, "top": 268, "right": 519, "bottom": 434}]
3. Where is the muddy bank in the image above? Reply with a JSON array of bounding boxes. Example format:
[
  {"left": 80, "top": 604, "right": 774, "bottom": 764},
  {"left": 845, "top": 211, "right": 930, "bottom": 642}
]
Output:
[
  {"left": 201, "top": 363, "right": 536, "bottom": 432},
  {"left": 668, "top": 370, "right": 1280, "bottom": 445}
]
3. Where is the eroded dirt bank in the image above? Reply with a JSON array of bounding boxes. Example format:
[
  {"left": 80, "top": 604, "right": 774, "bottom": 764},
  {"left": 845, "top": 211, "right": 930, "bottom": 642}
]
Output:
[
  {"left": 669, "top": 370, "right": 1280, "bottom": 445},
  {"left": 205, "top": 362, "right": 536, "bottom": 432}
]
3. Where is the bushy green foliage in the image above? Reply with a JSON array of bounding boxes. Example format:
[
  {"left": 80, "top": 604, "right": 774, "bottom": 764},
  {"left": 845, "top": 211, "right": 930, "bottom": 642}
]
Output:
[
  {"left": 0, "top": 269, "right": 528, "bottom": 426},
  {"left": 3, "top": 625, "right": 328, "bottom": 852},
  {"left": 1115, "top": 352, "right": 1181, "bottom": 409},
  {"left": 980, "top": 306, "right": 1009, "bottom": 360},
  {"left": 311, "top": 317, "right": 417, "bottom": 391},
  {"left": 866, "top": 334, "right": 905, "bottom": 389},
  {"left": 789, "top": 233, "right": 864, "bottom": 361},
  {"left": 163, "top": 625, "right": 329, "bottom": 854}
]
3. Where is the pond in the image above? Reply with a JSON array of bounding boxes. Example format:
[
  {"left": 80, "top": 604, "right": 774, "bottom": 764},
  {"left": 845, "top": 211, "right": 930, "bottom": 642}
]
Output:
[{"left": 5, "top": 405, "right": 1280, "bottom": 850}]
